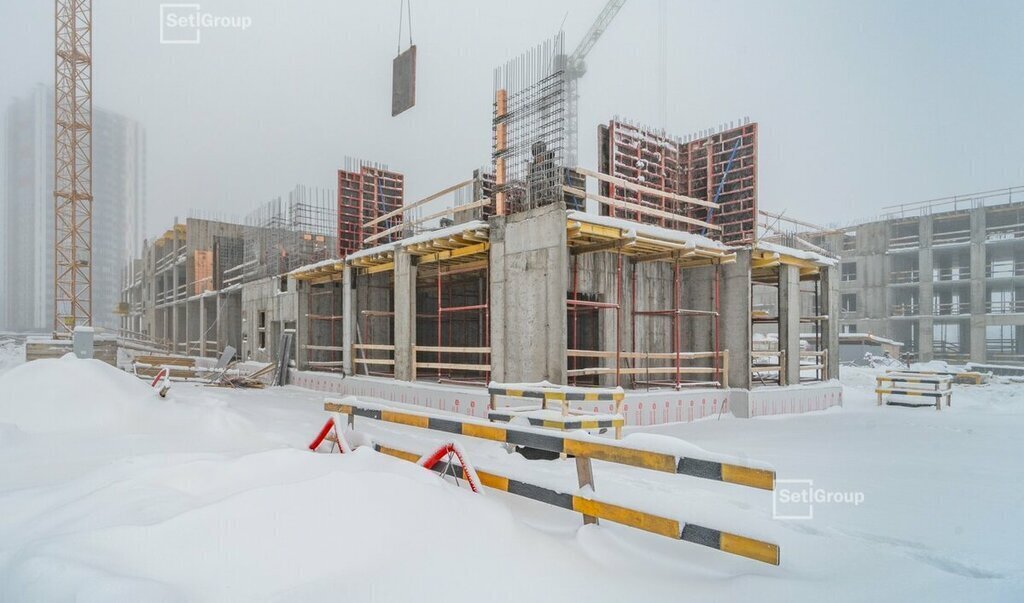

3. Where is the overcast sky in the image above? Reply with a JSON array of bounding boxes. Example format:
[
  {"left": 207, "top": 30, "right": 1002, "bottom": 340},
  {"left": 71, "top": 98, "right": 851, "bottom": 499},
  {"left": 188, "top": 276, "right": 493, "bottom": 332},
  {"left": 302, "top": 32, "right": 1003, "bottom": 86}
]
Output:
[{"left": 2, "top": 0, "right": 1022, "bottom": 239}]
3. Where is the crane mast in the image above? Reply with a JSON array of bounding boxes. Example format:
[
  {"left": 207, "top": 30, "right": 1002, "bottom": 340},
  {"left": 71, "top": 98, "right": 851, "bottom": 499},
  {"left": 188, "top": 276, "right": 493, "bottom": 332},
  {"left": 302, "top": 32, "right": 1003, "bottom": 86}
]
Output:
[
  {"left": 53, "top": 0, "right": 93, "bottom": 335},
  {"left": 564, "top": 0, "right": 626, "bottom": 167}
]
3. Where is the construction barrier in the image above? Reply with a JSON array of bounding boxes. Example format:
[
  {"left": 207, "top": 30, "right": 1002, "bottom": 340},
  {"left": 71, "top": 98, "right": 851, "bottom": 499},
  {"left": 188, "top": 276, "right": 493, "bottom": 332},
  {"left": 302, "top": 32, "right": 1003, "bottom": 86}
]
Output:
[
  {"left": 316, "top": 397, "right": 780, "bottom": 565},
  {"left": 876, "top": 373, "right": 952, "bottom": 410},
  {"left": 488, "top": 382, "right": 626, "bottom": 438}
]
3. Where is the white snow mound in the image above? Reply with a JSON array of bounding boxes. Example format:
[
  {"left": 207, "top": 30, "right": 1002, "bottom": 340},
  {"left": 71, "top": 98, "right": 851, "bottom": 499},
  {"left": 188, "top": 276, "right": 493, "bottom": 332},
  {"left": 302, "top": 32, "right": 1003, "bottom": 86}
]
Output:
[{"left": 0, "top": 353, "right": 154, "bottom": 434}]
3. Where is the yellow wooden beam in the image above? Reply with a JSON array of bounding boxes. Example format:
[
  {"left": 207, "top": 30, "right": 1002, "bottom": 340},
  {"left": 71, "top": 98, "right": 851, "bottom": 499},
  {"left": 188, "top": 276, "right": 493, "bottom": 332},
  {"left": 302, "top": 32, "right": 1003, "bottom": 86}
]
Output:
[{"left": 417, "top": 242, "right": 490, "bottom": 265}]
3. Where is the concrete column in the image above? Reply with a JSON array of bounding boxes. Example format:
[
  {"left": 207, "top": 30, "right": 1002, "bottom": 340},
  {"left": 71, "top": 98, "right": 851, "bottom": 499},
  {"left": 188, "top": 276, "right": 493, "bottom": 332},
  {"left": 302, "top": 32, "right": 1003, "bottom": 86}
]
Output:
[
  {"left": 820, "top": 265, "right": 840, "bottom": 379},
  {"left": 969, "top": 208, "right": 988, "bottom": 362},
  {"left": 720, "top": 249, "right": 752, "bottom": 389},
  {"left": 295, "top": 281, "right": 309, "bottom": 370},
  {"left": 489, "top": 203, "right": 568, "bottom": 384},
  {"left": 217, "top": 292, "right": 241, "bottom": 360},
  {"left": 199, "top": 297, "right": 207, "bottom": 357},
  {"left": 393, "top": 249, "right": 417, "bottom": 381},
  {"left": 917, "top": 220, "right": 935, "bottom": 362},
  {"left": 342, "top": 265, "right": 354, "bottom": 375},
  {"left": 918, "top": 317, "right": 934, "bottom": 362},
  {"left": 778, "top": 264, "right": 802, "bottom": 386}
]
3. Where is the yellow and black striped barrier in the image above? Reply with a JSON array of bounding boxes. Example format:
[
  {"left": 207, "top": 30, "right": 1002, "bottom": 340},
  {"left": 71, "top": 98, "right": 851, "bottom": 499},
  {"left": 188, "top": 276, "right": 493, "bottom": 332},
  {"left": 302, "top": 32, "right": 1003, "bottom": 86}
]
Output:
[
  {"left": 323, "top": 398, "right": 775, "bottom": 491},
  {"left": 369, "top": 439, "right": 780, "bottom": 565},
  {"left": 488, "top": 385, "right": 626, "bottom": 403},
  {"left": 876, "top": 373, "right": 952, "bottom": 410},
  {"left": 487, "top": 410, "right": 624, "bottom": 432}
]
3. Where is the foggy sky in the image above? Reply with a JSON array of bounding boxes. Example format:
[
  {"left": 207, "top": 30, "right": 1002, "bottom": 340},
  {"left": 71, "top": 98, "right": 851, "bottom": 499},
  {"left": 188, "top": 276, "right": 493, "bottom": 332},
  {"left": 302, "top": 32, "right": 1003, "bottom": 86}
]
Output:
[{"left": 2, "top": 0, "right": 1022, "bottom": 240}]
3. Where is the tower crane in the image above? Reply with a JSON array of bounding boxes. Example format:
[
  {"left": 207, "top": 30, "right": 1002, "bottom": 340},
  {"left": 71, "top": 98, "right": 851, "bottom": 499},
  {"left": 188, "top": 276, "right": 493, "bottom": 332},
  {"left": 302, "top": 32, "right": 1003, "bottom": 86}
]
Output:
[
  {"left": 53, "top": 0, "right": 93, "bottom": 335},
  {"left": 564, "top": 0, "right": 627, "bottom": 167}
]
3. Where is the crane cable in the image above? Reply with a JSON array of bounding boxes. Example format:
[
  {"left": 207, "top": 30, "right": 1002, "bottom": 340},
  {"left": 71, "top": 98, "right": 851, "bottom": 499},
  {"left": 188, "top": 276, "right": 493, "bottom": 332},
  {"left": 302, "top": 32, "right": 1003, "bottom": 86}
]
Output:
[{"left": 397, "top": 0, "right": 413, "bottom": 54}]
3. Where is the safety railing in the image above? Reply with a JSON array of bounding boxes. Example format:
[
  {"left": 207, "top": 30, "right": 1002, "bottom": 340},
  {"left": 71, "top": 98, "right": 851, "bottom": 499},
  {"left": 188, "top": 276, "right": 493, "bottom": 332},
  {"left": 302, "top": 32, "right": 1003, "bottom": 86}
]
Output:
[
  {"left": 986, "top": 222, "right": 1024, "bottom": 241},
  {"left": 412, "top": 345, "right": 491, "bottom": 383},
  {"left": 933, "top": 267, "right": 970, "bottom": 281},
  {"left": 891, "top": 303, "right": 919, "bottom": 317},
  {"left": 566, "top": 349, "right": 729, "bottom": 389},
  {"left": 351, "top": 343, "right": 395, "bottom": 376},
  {"left": 315, "top": 397, "right": 780, "bottom": 565},
  {"left": 986, "top": 300, "right": 1024, "bottom": 314},
  {"left": 889, "top": 269, "right": 919, "bottom": 284},
  {"left": 800, "top": 350, "right": 828, "bottom": 382},
  {"left": 751, "top": 350, "right": 785, "bottom": 385},
  {"left": 986, "top": 265, "right": 1024, "bottom": 278},
  {"left": 888, "top": 233, "right": 920, "bottom": 250},
  {"left": 932, "top": 229, "right": 971, "bottom": 245},
  {"left": 933, "top": 301, "right": 970, "bottom": 316}
]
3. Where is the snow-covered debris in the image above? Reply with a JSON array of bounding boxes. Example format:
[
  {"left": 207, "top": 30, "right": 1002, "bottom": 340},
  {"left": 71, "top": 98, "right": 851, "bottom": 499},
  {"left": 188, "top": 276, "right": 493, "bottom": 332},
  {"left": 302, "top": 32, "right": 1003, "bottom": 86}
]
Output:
[{"left": 755, "top": 240, "right": 838, "bottom": 266}]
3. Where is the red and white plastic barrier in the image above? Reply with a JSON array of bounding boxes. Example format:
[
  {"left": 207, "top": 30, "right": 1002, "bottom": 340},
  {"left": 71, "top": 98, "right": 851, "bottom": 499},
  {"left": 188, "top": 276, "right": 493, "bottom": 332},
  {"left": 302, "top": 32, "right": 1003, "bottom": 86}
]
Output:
[
  {"left": 417, "top": 442, "right": 482, "bottom": 494},
  {"left": 308, "top": 415, "right": 352, "bottom": 453},
  {"left": 307, "top": 418, "right": 481, "bottom": 494},
  {"left": 150, "top": 368, "right": 170, "bottom": 398}
]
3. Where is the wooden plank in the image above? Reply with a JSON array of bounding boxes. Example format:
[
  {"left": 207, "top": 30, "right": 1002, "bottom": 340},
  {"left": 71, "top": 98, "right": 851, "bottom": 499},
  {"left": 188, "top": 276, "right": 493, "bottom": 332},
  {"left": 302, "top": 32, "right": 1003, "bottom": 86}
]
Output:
[
  {"left": 414, "top": 346, "right": 491, "bottom": 353},
  {"left": 563, "top": 186, "right": 721, "bottom": 232},
  {"left": 365, "top": 199, "right": 490, "bottom": 244},
  {"left": 414, "top": 362, "right": 490, "bottom": 371},
  {"left": 574, "top": 166, "right": 718, "bottom": 210},
  {"left": 363, "top": 178, "right": 474, "bottom": 229}
]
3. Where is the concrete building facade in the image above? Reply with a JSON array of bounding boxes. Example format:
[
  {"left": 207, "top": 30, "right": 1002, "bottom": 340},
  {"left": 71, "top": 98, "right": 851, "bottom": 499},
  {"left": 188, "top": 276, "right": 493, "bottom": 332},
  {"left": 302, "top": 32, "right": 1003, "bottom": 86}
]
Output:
[
  {"left": 807, "top": 198, "right": 1024, "bottom": 365},
  {"left": 1, "top": 84, "right": 145, "bottom": 332}
]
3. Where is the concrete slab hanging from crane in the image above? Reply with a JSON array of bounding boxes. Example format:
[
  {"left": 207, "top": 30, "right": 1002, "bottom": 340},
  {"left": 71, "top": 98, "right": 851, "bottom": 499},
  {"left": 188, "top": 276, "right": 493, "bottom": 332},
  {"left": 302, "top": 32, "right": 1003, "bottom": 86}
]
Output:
[{"left": 392, "top": 45, "right": 417, "bottom": 116}]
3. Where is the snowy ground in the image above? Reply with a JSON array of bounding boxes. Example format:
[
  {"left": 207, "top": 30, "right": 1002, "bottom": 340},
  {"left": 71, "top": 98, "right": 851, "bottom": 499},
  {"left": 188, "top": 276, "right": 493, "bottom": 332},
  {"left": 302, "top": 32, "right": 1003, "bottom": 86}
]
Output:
[{"left": 1, "top": 352, "right": 1022, "bottom": 601}]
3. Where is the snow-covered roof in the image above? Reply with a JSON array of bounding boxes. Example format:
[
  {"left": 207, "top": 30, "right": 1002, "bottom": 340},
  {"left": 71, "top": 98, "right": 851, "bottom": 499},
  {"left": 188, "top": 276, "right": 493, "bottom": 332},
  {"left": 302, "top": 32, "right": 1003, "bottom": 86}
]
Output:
[
  {"left": 839, "top": 332, "right": 903, "bottom": 347},
  {"left": 566, "top": 210, "right": 730, "bottom": 252},
  {"left": 289, "top": 257, "right": 343, "bottom": 276},
  {"left": 755, "top": 240, "right": 838, "bottom": 266},
  {"left": 345, "top": 241, "right": 399, "bottom": 262},
  {"left": 399, "top": 220, "right": 488, "bottom": 248}
]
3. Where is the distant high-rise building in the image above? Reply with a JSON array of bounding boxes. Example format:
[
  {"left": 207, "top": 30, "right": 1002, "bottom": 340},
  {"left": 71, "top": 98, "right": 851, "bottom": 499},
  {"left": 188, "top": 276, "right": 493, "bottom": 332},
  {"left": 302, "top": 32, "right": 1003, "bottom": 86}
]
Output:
[{"left": 1, "top": 84, "right": 145, "bottom": 332}]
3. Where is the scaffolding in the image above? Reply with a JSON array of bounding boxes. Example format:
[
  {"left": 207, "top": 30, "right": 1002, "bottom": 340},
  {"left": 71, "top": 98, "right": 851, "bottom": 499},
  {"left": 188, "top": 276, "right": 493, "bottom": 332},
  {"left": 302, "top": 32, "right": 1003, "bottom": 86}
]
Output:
[
  {"left": 597, "top": 118, "right": 759, "bottom": 245},
  {"left": 492, "top": 32, "right": 578, "bottom": 216},
  {"left": 563, "top": 175, "right": 735, "bottom": 390},
  {"left": 338, "top": 160, "right": 405, "bottom": 257},
  {"left": 240, "top": 185, "right": 336, "bottom": 283},
  {"left": 414, "top": 254, "right": 490, "bottom": 385},
  {"left": 750, "top": 247, "right": 829, "bottom": 386}
]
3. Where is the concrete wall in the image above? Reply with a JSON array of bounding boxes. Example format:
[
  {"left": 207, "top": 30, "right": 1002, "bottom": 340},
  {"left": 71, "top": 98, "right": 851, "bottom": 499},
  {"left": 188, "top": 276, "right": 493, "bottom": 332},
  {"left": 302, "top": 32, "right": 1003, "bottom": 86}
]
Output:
[
  {"left": 241, "top": 276, "right": 298, "bottom": 364},
  {"left": 489, "top": 202, "right": 568, "bottom": 383},
  {"left": 838, "top": 203, "right": 1024, "bottom": 365}
]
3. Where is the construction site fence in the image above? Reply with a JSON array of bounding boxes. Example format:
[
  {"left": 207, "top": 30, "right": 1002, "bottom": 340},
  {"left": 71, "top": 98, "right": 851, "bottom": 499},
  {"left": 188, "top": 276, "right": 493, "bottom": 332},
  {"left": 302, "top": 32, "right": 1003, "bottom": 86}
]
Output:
[{"left": 320, "top": 397, "right": 780, "bottom": 565}]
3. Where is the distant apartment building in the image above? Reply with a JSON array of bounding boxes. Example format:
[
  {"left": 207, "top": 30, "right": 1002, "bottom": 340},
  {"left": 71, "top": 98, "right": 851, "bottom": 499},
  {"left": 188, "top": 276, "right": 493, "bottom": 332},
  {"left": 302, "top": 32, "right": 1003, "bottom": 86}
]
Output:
[
  {"left": 806, "top": 188, "right": 1024, "bottom": 365},
  {"left": 1, "top": 84, "right": 145, "bottom": 332}
]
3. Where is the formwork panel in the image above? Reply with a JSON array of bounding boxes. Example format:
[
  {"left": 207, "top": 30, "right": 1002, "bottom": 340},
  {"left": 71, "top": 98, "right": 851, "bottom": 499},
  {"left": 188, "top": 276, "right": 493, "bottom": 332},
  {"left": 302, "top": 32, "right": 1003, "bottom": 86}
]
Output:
[
  {"left": 599, "top": 119, "right": 759, "bottom": 245},
  {"left": 337, "top": 164, "right": 405, "bottom": 257}
]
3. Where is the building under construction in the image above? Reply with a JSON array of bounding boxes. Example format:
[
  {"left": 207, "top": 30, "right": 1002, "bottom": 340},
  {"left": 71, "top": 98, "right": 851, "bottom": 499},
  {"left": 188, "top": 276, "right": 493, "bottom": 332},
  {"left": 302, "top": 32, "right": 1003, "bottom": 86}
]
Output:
[{"left": 120, "top": 35, "right": 841, "bottom": 426}]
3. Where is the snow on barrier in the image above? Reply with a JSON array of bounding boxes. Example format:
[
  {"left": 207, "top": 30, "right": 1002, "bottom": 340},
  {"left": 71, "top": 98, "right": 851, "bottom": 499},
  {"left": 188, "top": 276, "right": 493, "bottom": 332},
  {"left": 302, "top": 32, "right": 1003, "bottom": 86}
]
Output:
[
  {"left": 488, "top": 381, "right": 625, "bottom": 439},
  {"left": 876, "top": 373, "right": 952, "bottom": 410},
  {"left": 318, "top": 397, "right": 780, "bottom": 565},
  {"left": 150, "top": 367, "right": 171, "bottom": 397}
]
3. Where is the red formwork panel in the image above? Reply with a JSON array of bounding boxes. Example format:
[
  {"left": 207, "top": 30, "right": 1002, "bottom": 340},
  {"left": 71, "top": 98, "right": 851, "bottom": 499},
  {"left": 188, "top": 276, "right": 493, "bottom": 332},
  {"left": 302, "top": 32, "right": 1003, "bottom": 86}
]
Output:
[
  {"left": 598, "top": 120, "right": 758, "bottom": 245},
  {"left": 337, "top": 166, "right": 405, "bottom": 257}
]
